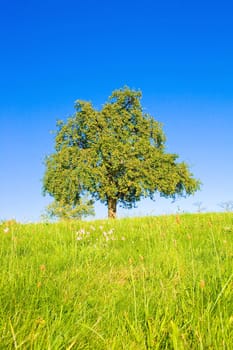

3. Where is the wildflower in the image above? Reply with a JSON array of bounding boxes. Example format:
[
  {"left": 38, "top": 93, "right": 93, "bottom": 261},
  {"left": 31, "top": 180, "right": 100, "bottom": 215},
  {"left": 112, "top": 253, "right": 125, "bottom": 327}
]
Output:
[
  {"left": 76, "top": 228, "right": 90, "bottom": 241},
  {"left": 129, "top": 258, "right": 133, "bottom": 264},
  {"left": 35, "top": 317, "right": 46, "bottom": 325},
  {"left": 199, "top": 280, "right": 205, "bottom": 289},
  {"left": 103, "top": 229, "right": 115, "bottom": 241},
  {"left": 78, "top": 228, "right": 86, "bottom": 235},
  {"left": 121, "top": 236, "right": 126, "bottom": 241},
  {"left": 40, "top": 264, "right": 46, "bottom": 272},
  {"left": 175, "top": 215, "right": 181, "bottom": 225},
  {"left": 3, "top": 227, "right": 9, "bottom": 233}
]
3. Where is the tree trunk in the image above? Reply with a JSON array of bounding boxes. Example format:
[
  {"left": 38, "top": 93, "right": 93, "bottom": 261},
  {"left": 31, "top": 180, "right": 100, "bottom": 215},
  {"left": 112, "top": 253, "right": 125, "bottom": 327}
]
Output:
[{"left": 108, "top": 198, "right": 117, "bottom": 218}]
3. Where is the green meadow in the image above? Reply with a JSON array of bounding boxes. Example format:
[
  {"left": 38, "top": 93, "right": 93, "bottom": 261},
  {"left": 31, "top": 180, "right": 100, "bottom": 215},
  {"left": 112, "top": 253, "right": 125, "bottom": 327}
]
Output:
[{"left": 0, "top": 213, "right": 233, "bottom": 349}]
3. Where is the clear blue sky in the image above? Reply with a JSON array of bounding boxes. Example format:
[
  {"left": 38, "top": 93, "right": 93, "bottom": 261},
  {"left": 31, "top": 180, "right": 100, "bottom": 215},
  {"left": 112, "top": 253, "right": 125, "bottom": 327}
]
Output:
[{"left": 1, "top": 0, "right": 233, "bottom": 222}]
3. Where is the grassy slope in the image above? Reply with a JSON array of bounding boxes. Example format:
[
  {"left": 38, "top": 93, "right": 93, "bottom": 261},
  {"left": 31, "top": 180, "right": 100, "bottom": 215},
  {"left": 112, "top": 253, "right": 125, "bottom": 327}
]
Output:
[{"left": 0, "top": 213, "right": 233, "bottom": 349}]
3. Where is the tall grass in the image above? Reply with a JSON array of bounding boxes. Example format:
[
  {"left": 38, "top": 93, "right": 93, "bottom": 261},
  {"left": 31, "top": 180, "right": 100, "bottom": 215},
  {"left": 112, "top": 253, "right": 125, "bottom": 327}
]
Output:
[{"left": 0, "top": 213, "right": 233, "bottom": 349}]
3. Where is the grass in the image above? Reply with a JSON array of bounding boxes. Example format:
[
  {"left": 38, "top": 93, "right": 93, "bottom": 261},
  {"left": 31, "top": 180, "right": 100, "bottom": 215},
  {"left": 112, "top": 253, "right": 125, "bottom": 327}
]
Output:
[{"left": 0, "top": 212, "right": 233, "bottom": 349}]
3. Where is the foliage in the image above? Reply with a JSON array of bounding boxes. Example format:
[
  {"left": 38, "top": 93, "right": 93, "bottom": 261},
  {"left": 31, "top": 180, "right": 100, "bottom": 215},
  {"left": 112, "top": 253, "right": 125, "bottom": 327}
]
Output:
[
  {"left": 42, "top": 196, "right": 94, "bottom": 221},
  {"left": 1, "top": 213, "right": 233, "bottom": 348},
  {"left": 43, "top": 86, "right": 200, "bottom": 217},
  {"left": 219, "top": 200, "right": 233, "bottom": 212},
  {"left": 193, "top": 201, "right": 206, "bottom": 213}
]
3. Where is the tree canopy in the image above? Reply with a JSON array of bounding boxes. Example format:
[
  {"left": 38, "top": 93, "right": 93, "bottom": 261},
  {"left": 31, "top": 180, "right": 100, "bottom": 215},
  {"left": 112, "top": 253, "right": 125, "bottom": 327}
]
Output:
[
  {"left": 42, "top": 197, "right": 94, "bottom": 221},
  {"left": 43, "top": 87, "right": 200, "bottom": 218}
]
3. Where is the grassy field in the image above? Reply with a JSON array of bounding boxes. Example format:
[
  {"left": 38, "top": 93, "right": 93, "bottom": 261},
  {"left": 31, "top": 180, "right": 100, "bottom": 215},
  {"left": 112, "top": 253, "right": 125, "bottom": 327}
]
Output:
[{"left": 0, "top": 213, "right": 233, "bottom": 349}]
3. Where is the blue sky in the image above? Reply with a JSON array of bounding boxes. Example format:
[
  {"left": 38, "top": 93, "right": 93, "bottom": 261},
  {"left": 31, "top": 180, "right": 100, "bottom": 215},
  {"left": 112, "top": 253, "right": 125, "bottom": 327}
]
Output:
[{"left": 1, "top": 0, "right": 233, "bottom": 221}]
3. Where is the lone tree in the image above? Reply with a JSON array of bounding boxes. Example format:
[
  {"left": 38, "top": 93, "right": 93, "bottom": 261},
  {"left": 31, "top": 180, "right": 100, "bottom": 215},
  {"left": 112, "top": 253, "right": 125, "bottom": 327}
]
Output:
[{"left": 43, "top": 87, "right": 200, "bottom": 218}]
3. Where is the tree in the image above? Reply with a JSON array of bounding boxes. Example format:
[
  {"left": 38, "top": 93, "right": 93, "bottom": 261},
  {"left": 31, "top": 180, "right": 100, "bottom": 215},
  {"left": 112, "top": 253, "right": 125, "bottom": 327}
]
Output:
[
  {"left": 219, "top": 201, "right": 233, "bottom": 212},
  {"left": 193, "top": 201, "right": 206, "bottom": 213},
  {"left": 43, "top": 87, "right": 200, "bottom": 218},
  {"left": 42, "top": 197, "right": 94, "bottom": 221}
]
